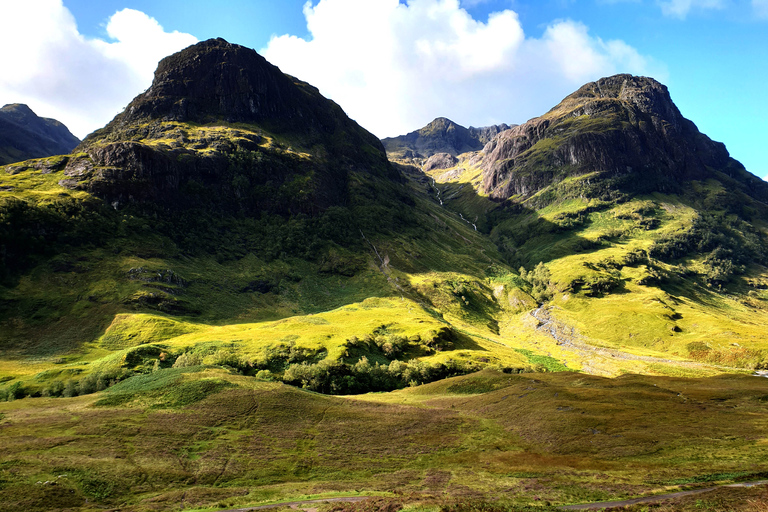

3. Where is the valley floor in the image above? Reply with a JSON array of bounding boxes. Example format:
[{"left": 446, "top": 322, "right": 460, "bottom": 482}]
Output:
[{"left": 2, "top": 368, "right": 767, "bottom": 512}]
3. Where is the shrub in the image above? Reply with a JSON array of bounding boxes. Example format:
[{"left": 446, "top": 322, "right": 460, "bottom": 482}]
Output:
[
  {"left": 42, "top": 380, "right": 65, "bottom": 397},
  {"left": 278, "top": 356, "right": 478, "bottom": 395},
  {"left": 63, "top": 380, "right": 77, "bottom": 398},
  {"left": 173, "top": 352, "right": 202, "bottom": 368}
]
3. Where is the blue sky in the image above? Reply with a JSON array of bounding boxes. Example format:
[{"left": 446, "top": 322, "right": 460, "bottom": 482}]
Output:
[{"left": 1, "top": 0, "right": 765, "bottom": 179}]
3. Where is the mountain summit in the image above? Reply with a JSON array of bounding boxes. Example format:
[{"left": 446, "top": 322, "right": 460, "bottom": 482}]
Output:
[
  {"left": 0, "top": 103, "right": 79, "bottom": 165},
  {"left": 480, "top": 74, "right": 763, "bottom": 202},
  {"left": 64, "top": 38, "right": 394, "bottom": 211},
  {"left": 89, "top": 38, "right": 382, "bottom": 152},
  {"left": 382, "top": 117, "right": 513, "bottom": 160}
]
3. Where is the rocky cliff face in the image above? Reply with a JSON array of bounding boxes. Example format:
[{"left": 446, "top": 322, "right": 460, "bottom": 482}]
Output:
[
  {"left": 479, "top": 74, "right": 760, "bottom": 202},
  {"left": 66, "top": 38, "right": 395, "bottom": 212},
  {"left": 468, "top": 123, "right": 511, "bottom": 146},
  {"left": 0, "top": 104, "right": 80, "bottom": 165},
  {"left": 382, "top": 117, "right": 512, "bottom": 160},
  {"left": 89, "top": 38, "right": 381, "bottom": 149}
]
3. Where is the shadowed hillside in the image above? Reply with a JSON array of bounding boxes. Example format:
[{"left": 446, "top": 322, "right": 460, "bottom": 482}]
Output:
[{"left": 0, "top": 103, "right": 79, "bottom": 165}]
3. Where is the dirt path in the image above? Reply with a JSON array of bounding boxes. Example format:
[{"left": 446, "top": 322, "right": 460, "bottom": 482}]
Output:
[
  {"left": 559, "top": 480, "right": 768, "bottom": 510},
  {"left": 217, "top": 496, "right": 371, "bottom": 512},
  {"left": 530, "top": 306, "right": 739, "bottom": 375},
  {"left": 214, "top": 480, "right": 768, "bottom": 512}
]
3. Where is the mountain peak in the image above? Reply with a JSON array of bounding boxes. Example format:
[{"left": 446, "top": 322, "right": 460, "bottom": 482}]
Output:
[
  {"left": 548, "top": 74, "right": 684, "bottom": 131},
  {"left": 479, "top": 73, "right": 758, "bottom": 203},
  {"left": 1, "top": 103, "right": 36, "bottom": 117},
  {"left": 68, "top": 38, "right": 393, "bottom": 211},
  {"left": 423, "top": 117, "right": 457, "bottom": 131},
  {"left": 96, "top": 38, "right": 316, "bottom": 132},
  {"left": 383, "top": 118, "right": 513, "bottom": 160},
  {"left": 79, "top": 37, "right": 388, "bottom": 167},
  {"left": 0, "top": 103, "right": 79, "bottom": 165}
]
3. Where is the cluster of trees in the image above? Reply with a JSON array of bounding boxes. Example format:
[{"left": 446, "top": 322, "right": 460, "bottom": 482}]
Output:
[
  {"left": 518, "top": 262, "right": 553, "bottom": 303},
  {"left": 0, "top": 195, "right": 116, "bottom": 282},
  {"left": 0, "top": 368, "right": 135, "bottom": 401},
  {"left": 263, "top": 356, "right": 480, "bottom": 395}
]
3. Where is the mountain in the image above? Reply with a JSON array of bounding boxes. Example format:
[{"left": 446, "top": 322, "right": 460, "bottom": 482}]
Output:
[
  {"left": 0, "top": 103, "right": 80, "bottom": 165},
  {"left": 381, "top": 116, "right": 513, "bottom": 161},
  {"left": 3, "top": 44, "right": 768, "bottom": 511},
  {"left": 419, "top": 73, "right": 768, "bottom": 373},
  {"left": 479, "top": 74, "right": 765, "bottom": 203},
  {"left": 67, "top": 37, "right": 396, "bottom": 211},
  {"left": 0, "top": 38, "right": 499, "bottom": 369}
]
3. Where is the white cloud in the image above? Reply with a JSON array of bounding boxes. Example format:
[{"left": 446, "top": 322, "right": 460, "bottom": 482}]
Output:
[
  {"left": 0, "top": 1, "right": 197, "bottom": 139},
  {"left": 458, "top": 0, "right": 494, "bottom": 7},
  {"left": 94, "top": 9, "right": 198, "bottom": 79},
  {"left": 264, "top": 0, "right": 664, "bottom": 138},
  {"left": 657, "top": 0, "right": 725, "bottom": 19},
  {"left": 754, "top": 0, "right": 768, "bottom": 17}
]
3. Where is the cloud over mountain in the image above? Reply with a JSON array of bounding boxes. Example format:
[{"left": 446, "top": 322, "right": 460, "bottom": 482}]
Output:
[
  {"left": 263, "top": 0, "right": 664, "bottom": 138},
  {"left": 0, "top": 0, "right": 197, "bottom": 138}
]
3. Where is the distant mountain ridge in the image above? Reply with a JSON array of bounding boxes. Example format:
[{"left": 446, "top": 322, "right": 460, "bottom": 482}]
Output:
[
  {"left": 381, "top": 117, "right": 514, "bottom": 160},
  {"left": 0, "top": 104, "right": 79, "bottom": 165}
]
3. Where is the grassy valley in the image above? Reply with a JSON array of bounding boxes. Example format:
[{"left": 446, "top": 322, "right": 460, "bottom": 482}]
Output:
[
  {"left": 1, "top": 370, "right": 767, "bottom": 511},
  {"left": 1, "top": 42, "right": 768, "bottom": 511}
]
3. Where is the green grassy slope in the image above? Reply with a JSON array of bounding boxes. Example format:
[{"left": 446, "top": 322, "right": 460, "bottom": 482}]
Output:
[
  {"left": 419, "top": 128, "right": 768, "bottom": 377},
  {"left": 0, "top": 119, "right": 533, "bottom": 399}
]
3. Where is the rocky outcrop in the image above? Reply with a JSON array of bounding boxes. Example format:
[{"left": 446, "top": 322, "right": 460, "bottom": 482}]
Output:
[
  {"left": 88, "top": 38, "right": 382, "bottom": 152},
  {"left": 479, "top": 74, "right": 756, "bottom": 202},
  {"left": 0, "top": 104, "right": 79, "bottom": 165},
  {"left": 70, "top": 38, "right": 397, "bottom": 213},
  {"left": 468, "top": 123, "right": 512, "bottom": 146},
  {"left": 61, "top": 142, "right": 182, "bottom": 205},
  {"left": 423, "top": 153, "right": 459, "bottom": 172},
  {"left": 382, "top": 117, "right": 513, "bottom": 160}
]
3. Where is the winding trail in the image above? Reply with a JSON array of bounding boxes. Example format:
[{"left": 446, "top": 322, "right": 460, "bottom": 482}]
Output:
[
  {"left": 530, "top": 306, "right": 743, "bottom": 375},
  {"left": 559, "top": 480, "right": 768, "bottom": 510}
]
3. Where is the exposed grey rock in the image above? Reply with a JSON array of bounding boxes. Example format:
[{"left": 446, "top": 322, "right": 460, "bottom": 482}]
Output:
[
  {"left": 71, "top": 38, "right": 399, "bottom": 213},
  {"left": 423, "top": 152, "right": 459, "bottom": 172},
  {"left": 478, "top": 74, "right": 758, "bottom": 202},
  {"left": 382, "top": 117, "right": 513, "bottom": 159}
]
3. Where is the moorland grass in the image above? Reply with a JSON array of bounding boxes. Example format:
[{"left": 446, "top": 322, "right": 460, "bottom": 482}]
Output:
[{"left": 1, "top": 369, "right": 767, "bottom": 511}]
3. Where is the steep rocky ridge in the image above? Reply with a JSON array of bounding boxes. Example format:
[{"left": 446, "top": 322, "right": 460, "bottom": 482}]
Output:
[
  {"left": 479, "top": 74, "right": 766, "bottom": 204},
  {"left": 0, "top": 104, "right": 79, "bottom": 165},
  {"left": 468, "top": 123, "right": 512, "bottom": 146},
  {"left": 382, "top": 117, "right": 513, "bottom": 160},
  {"left": 65, "top": 38, "right": 395, "bottom": 211}
]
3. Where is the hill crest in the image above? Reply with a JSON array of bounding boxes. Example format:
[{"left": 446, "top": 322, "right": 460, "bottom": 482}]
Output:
[
  {"left": 65, "top": 38, "right": 395, "bottom": 210},
  {"left": 0, "top": 103, "right": 80, "bottom": 165}
]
